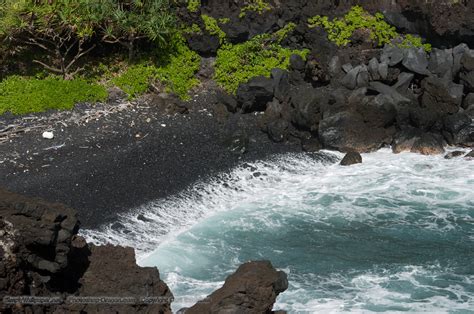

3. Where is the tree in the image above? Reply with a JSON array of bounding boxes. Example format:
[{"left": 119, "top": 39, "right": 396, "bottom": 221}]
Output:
[
  {"left": 0, "top": 0, "right": 105, "bottom": 79},
  {"left": 99, "top": 0, "right": 175, "bottom": 61}
]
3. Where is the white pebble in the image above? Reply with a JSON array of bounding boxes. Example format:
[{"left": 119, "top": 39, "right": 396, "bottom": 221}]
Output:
[{"left": 42, "top": 131, "right": 54, "bottom": 139}]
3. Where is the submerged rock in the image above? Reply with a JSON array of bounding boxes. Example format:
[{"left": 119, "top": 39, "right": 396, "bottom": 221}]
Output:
[
  {"left": 182, "top": 261, "right": 288, "bottom": 314},
  {"left": 340, "top": 152, "right": 363, "bottom": 166},
  {"left": 444, "top": 151, "right": 465, "bottom": 159}
]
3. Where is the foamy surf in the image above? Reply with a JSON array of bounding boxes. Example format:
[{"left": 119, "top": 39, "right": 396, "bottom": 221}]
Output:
[{"left": 82, "top": 148, "right": 474, "bottom": 313}]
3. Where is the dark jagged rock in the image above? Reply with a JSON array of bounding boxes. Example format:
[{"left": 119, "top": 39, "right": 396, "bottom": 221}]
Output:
[
  {"left": 0, "top": 188, "right": 173, "bottom": 314},
  {"left": 444, "top": 151, "right": 465, "bottom": 159},
  {"left": 290, "top": 85, "right": 325, "bottom": 131},
  {"left": 181, "top": 261, "right": 288, "bottom": 314},
  {"left": 319, "top": 111, "right": 391, "bottom": 153},
  {"left": 301, "top": 137, "right": 322, "bottom": 152},
  {"left": 266, "top": 118, "right": 289, "bottom": 143},
  {"left": 340, "top": 152, "right": 362, "bottom": 166},
  {"left": 392, "top": 128, "right": 423, "bottom": 153},
  {"left": 428, "top": 48, "right": 454, "bottom": 78},
  {"left": 271, "top": 69, "right": 291, "bottom": 103},
  {"left": 466, "top": 150, "right": 474, "bottom": 158},
  {"left": 237, "top": 76, "right": 274, "bottom": 113},
  {"left": 411, "top": 133, "right": 446, "bottom": 155},
  {"left": 289, "top": 54, "right": 306, "bottom": 72},
  {"left": 341, "top": 65, "right": 369, "bottom": 90},
  {"left": 381, "top": 45, "right": 404, "bottom": 66},
  {"left": 217, "top": 90, "right": 238, "bottom": 113},
  {"left": 421, "top": 76, "right": 464, "bottom": 115},
  {"left": 402, "top": 48, "right": 429, "bottom": 75}
]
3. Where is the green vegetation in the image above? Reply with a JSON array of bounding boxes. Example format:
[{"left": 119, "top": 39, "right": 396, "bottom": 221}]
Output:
[
  {"left": 308, "top": 6, "right": 431, "bottom": 51},
  {"left": 0, "top": 76, "right": 107, "bottom": 115},
  {"left": 215, "top": 25, "right": 308, "bottom": 93},
  {"left": 155, "top": 36, "right": 201, "bottom": 100},
  {"left": 187, "top": 0, "right": 201, "bottom": 13},
  {"left": 0, "top": 0, "right": 176, "bottom": 78},
  {"left": 113, "top": 36, "right": 200, "bottom": 100},
  {"left": 239, "top": 0, "right": 271, "bottom": 18},
  {"left": 201, "top": 14, "right": 227, "bottom": 44}
]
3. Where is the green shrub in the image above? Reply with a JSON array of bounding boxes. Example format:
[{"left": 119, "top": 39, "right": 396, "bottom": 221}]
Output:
[
  {"left": 239, "top": 0, "right": 271, "bottom": 18},
  {"left": 0, "top": 76, "right": 107, "bottom": 115},
  {"left": 155, "top": 36, "right": 201, "bottom": 100},
  {"left": 201, "top": 14, "right": 226, "bottom": 44},
  {"left": 112, "top": 64, "right": 156, "bottom": 99},
  {"left": 399, "top": 34, "right": 432, "bottom": 52},
  {"left": 112, "top": 36, "right": 200, "bottom": 100},
  {"left": 187, "top": 0, "right": 201, "bottom": 13},
  {"left": 215, "top": 25, "right": 308, "bottom": 94},
  {"left": 308, "top": 6, "right": 431, "bottom": 51}
]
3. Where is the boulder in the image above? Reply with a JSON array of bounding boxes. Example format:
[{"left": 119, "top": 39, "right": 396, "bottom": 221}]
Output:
[
  {"left": 421, "top": 76, "right": 464, "bottom": 115},
  {"left": 217, "top": 90, "right": 239, "bottom": 113},
  {"left": 381, "top": 45, "right": 404, "bottom": 66},
  {"left": 402, "top": 48, "right": 429, "bottom": 75},
  {"left": 74, "top": 245, "right": 173, "bottom": 314},
  {"left": 271, "top": 68, "right": 291, "bottom": 103},
  {"left": 463, "top": 93, "right": 474, "bottom": 109},
  {"left": 236, "top": 76, "right": 274, "bottom": 113},
  {"left": 186, "top": 33, "right": 220, "bottom": 55},
  {"left": 393, "top": 72, "right": 414, "bottom": 94},
  {"left": 341, "top": 65, "right": 369, "bottom": 90},
  {"left": 411, "top": 133, "right": 445, "bottom": 155},
  {"left": 289, "top": 54, "right": 306, "bottom": 72},
  {"left": 266, "top": 118, "right": 289, "bottom": 143},
  {"left": 453, "top": 44, "right": 470, "bottom": 76},
  {"left": 182, "top": 261, "right": 287, "bottom": 314},
  {"left": 460, "top": 70, "right": 474, "bottom": 92},
  {"left": 428, "top": 48, "right": 454, "bottom": 78},
  {"left": 392, "top": 128, "right": 423, "bottom": 153},
  {"left": 290, "top": 85, "right": 325, "bottom": 131},
  {"left": 340, "top": 152, "right": 362, "bottom": 166},
  {"left": 319, "top": 111, "right": 392, "bottom": 153},
  {"left": 465, "top": 150, "right": 474, "bottom": 158},
  {"left": 368, "top": 82, "right": 411, "bottom": 106},
  {"left": 461, "top": 50, "right": 474, "bottom": 72},
  {"left": 444, "top": 151, "right": 466, "bottom": 159},
  {"left": 301, "top": 137, "right": 322, "bottom": 152},
  {"left": 368, "top": 57, "right": 380, "bottom": 80}
]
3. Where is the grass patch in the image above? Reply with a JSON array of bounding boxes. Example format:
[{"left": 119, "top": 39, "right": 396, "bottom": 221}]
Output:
[
  {"left": 112, "top": 36, "right": 201, "bottom": 100},
  {"left": 308, "top": 6, "right": 431, "bottom": 51},
  {"left": 0, "top": 76, "right": 107, "bottom": 115},
  {"left": 215, "top": 24, "right": 308, "bottom": 94}
]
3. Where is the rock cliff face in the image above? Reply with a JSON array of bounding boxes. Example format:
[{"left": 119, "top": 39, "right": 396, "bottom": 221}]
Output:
[
  {"left": 0, "top": 188, "right": 173, "bottom": 314},
  {"left": 194, "top": 0, "right": 474, "bottom": 48}
]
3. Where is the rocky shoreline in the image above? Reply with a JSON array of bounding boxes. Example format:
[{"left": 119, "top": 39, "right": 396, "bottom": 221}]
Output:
[{"left": 0, "top": 188, "right": 288, "bottom": 313}]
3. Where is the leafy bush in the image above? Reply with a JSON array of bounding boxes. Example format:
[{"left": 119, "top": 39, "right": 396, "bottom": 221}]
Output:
[
  {"left": 155, "top": 37, "right": 201, "bottom": 100},
  {"left": 201, "top": 14, "right": 227, "bottom": 44},
  {"left": 239, "top": 0, "right": 271, "bottom": 18},
  {"left": 112, "top": 64, "right": 156, "bottom": 99},
  {"left": 215, "top": 25, "right": 308, "bottom": 93},
  {"left": 0, "top": 76, "right": 107, "bottom": 115},
  {"left": 187, "top": 0, "right": 200, "bottom": 13},
  {"left": 113, "top": 36, "right": 200, "bottom": 100},
  {"left": 308, "top": 6, "right": 431, "bottom": 51}
]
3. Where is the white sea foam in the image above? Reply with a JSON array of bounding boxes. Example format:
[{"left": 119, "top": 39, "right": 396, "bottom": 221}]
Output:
[{"left": 83, "top": 148, "right": 474, "bottom": 256}]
